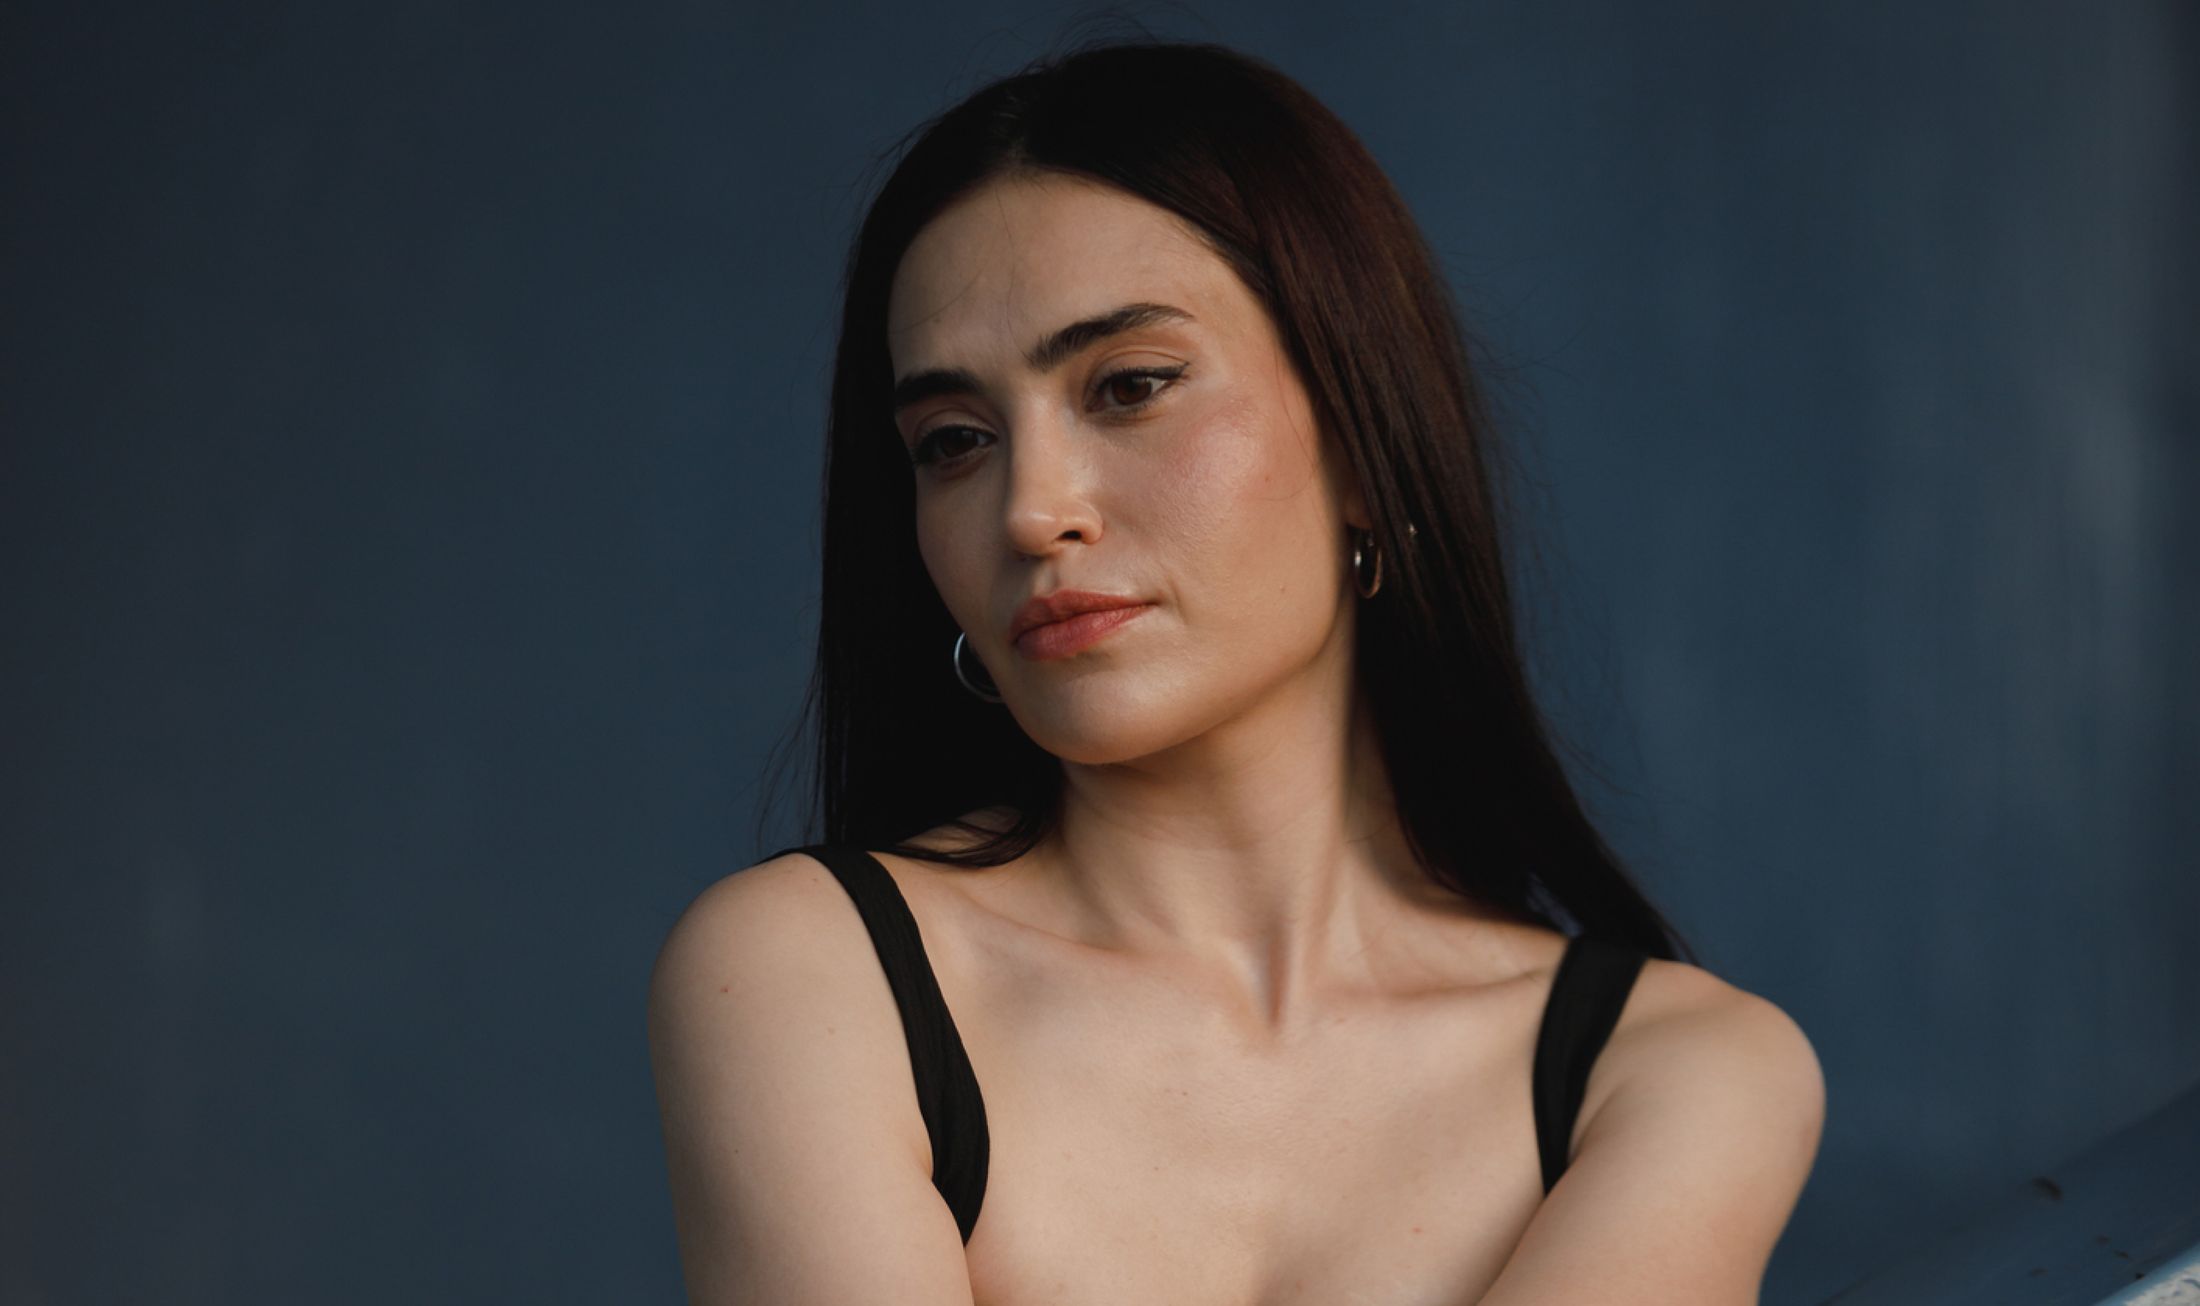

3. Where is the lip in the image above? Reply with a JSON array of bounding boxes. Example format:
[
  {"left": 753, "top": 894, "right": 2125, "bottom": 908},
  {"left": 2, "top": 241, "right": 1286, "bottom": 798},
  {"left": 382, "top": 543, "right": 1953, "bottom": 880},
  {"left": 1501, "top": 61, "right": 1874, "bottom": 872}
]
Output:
[
  {"left": 1014, "top": 602, "right": 1153, "bottom": 660},
  {"left": 1008, "top": 589, "right": 1152, "bottom": 642},
  {"left": 1008, "top": 589, "right": 1154, "bottom": 661}
]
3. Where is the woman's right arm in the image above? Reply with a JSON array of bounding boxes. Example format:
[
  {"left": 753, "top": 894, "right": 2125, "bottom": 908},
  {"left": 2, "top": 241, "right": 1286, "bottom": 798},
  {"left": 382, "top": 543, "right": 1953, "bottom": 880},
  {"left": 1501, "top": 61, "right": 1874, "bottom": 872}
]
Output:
[{"left": 647, "top": 854, "right": 980, "bottom": 1306}]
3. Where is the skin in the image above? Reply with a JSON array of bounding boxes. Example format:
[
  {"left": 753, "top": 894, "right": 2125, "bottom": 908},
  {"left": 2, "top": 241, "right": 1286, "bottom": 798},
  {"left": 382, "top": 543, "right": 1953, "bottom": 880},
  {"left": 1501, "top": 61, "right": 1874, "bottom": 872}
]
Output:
[{"left": 649, "top": 168, "right": 1823, "bottom": 1305}]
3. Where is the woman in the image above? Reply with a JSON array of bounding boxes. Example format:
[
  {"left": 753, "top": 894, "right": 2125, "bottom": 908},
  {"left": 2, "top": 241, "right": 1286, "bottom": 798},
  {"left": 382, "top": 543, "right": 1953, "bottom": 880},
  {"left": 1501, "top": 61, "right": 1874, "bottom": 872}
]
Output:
[{"left": 650, "top": 36, "right": 1824, "bottom": 1306}]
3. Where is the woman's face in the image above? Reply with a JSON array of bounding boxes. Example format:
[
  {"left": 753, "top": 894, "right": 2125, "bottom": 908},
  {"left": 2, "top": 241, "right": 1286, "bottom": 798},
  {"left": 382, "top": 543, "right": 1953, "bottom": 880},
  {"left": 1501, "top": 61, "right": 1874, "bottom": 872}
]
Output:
[{"left": 886, "top": 170, "right": 1368, "bottom": 764}]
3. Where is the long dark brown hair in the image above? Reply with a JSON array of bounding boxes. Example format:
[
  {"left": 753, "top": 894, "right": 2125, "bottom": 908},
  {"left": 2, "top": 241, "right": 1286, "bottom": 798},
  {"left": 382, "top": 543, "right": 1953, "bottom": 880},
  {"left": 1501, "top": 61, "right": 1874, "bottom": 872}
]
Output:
[{"left": 756, "top": 34, "right": 1697, "bottom": 964}]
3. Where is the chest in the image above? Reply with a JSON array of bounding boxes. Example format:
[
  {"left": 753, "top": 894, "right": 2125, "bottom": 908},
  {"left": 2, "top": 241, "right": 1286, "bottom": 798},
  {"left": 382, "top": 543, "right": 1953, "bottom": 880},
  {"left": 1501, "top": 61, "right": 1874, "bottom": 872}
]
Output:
[{"left": 939, "top": 940, "right": 1558, "bottom": 1306}]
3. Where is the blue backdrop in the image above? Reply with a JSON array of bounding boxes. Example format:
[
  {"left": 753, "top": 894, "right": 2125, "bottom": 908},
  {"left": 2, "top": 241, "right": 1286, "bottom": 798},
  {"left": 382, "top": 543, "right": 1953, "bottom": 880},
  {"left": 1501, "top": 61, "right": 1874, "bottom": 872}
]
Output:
[{"left": 3, "top": 3, "right": 2193, "bottom": 1303}]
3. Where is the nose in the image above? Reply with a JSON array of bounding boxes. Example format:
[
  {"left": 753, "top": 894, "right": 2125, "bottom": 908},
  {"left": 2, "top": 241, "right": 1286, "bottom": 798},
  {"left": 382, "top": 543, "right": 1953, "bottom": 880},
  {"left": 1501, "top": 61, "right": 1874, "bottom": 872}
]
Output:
[{"left": 999, "top": 410, "right": 1102, "bottom": 558}]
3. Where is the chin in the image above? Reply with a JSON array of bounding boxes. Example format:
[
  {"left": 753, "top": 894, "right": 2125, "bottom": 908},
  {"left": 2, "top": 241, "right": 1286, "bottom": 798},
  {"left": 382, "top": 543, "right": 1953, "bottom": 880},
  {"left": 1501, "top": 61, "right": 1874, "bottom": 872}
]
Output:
[{"left": 1008, "top": 677, "right": 1233, "bottom": 766}]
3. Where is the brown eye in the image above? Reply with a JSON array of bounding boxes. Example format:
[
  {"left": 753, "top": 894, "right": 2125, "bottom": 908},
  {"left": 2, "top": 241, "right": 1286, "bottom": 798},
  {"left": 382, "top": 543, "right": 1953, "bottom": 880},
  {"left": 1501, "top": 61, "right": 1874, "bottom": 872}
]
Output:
[
  {"left": 1104, "top": 373, "right": 1158, "bottom": 406},
  {"left": 1095, "top": 364, "right": 1186, "bottom": 412},
  {"left": 909, "top": 425, "right": 992, "bottom": 469}
]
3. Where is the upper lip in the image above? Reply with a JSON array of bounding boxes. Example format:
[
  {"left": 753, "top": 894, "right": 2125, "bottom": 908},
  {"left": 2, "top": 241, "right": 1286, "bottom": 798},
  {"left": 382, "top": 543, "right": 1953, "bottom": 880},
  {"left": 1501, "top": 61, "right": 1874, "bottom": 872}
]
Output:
[{"left": 1009, "top": 589, "right": 1150, "bottom": 642}]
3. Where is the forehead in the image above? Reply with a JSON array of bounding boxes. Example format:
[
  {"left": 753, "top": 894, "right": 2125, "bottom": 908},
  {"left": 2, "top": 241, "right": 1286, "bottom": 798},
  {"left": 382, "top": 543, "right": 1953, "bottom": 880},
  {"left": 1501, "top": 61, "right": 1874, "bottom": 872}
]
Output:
[{"left": 887, "top": 173, "right": 1230, "bottom": 369}]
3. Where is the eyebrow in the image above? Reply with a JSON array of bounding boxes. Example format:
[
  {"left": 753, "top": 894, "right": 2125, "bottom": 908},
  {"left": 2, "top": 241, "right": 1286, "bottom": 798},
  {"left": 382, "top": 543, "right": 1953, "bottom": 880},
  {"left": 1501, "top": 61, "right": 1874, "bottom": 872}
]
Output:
[{"left": 891, "top": 301, "right": 1197, "bottom": 415}]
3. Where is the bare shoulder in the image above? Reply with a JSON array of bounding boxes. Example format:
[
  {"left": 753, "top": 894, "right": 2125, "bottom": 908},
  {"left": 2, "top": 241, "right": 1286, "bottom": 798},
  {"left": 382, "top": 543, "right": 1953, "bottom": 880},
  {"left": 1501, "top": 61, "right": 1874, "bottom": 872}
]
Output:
[
  {"left": 647, "top": 851, "right": 924, "bottom": 1158},
  {"left": 647, "top": 852, "right": 977, "bottom": 1305},
  {"left": 648, "top": 852, "right": 898, "bottom": 1072},
  {"left": 649, "top": 851, "right": 866, "bottom": 1002},
  {"left": 1474, "top": 953, "right": 1826, "bottom": 1304},
  {"left": 1587, "top": 953, "right": 1828, "bottom": 1177},
  {"left": 1618, "top": 956, "right": 1824, "bottom": 1096}
]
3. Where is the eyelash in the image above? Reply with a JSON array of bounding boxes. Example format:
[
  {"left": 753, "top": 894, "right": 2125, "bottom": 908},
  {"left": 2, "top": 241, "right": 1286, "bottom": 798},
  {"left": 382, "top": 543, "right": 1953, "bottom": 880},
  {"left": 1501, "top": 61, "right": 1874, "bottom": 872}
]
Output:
[{"left": 908, "top": 364, "right": 1188, "bottom": 470}]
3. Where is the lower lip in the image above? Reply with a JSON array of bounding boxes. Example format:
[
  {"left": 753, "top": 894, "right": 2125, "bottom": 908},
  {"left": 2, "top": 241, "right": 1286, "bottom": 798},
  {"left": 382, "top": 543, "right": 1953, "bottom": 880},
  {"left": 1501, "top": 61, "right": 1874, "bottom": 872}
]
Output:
[{"left": 1015, "top": 604, "right": 1153, "bottom": 660}]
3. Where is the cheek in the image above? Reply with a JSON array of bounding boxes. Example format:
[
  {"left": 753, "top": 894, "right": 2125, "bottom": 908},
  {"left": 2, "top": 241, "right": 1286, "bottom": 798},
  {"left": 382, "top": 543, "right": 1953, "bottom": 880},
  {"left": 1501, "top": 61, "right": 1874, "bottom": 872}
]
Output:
[{"left": 1148, "top": 389, "right": 1337, "bottom": 622}]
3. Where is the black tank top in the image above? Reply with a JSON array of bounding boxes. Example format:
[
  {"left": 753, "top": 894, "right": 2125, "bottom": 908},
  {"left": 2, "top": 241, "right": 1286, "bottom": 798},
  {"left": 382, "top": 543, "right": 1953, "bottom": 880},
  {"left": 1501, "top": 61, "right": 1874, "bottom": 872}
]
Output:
[{"left": 773, "top": 843, "right": 1648, "bottom": 1245}]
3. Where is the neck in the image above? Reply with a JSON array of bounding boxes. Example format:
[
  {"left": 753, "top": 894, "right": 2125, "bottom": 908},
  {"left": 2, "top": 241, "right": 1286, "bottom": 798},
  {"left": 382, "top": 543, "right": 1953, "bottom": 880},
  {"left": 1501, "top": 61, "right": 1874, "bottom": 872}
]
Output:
[{"left": 1036, "top": 658, "right": 1460, "bottom": 1037}]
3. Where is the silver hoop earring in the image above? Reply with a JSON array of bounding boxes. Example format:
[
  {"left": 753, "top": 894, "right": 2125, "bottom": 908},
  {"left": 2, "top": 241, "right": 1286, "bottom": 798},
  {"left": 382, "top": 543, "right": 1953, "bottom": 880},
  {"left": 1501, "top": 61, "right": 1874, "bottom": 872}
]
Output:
[
  {"left": 1351, "top": 528, "right": 1385, "bottom": 598},
  {"left": 953, "top": 630, "right": 1004, "bottom": 703}
]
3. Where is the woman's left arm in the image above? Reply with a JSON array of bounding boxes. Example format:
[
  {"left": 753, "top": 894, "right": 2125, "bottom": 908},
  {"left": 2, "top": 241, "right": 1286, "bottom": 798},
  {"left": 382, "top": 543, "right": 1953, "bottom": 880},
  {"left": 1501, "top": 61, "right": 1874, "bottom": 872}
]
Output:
[{"left": 1473, "top": 988, "right": 1828, "bottom": 1306}]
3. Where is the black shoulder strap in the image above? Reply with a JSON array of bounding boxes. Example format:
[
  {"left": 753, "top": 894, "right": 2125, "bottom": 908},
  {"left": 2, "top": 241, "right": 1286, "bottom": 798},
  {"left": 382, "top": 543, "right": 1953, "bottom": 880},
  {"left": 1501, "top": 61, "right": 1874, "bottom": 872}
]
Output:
[
  {"left": 1531, "top": 934, "right": 1648, "bottom": 1196},
  {"left": 770, "top": 843, "right": 991, "bottom": 1243}
]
